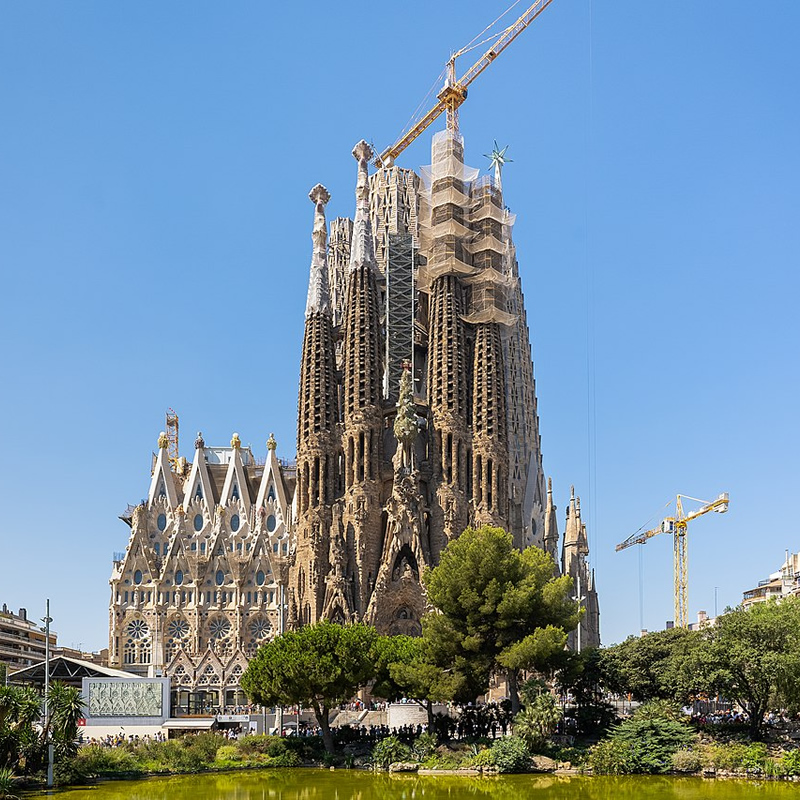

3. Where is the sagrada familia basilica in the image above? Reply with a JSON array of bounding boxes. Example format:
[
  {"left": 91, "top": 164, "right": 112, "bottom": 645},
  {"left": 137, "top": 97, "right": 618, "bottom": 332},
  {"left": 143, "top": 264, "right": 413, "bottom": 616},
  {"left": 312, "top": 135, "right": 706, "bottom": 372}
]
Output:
[{"left": 108, "top": 129, "right": 600, "bottom": 710}]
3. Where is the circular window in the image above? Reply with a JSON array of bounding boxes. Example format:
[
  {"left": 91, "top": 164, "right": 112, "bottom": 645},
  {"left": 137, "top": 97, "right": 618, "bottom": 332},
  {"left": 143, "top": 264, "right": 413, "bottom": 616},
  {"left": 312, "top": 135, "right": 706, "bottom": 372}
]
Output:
[
  {"left": 231, "top": 514, "right": 240, "bottom": 532},
  {"left": 175, "top": 570, "right": 184, "bottom": 586},
  {"left": 209, "top": 617, "right": 231, "bottom": 639},
  {"left": 256, "top": 570, "right": 265, "bottom": 586},
  {"left": 194, "top": 514, "right": 203, "bottom": 532},
  {"left": 157, "top": 513, "right": 167, "bottom": 531},
  {"left": 215, "top": 570, "right": 225, "bottom": 586},
  {"left": 126, "top": 619, "right": 148, "bottom": 639},
  {"left": 266, "top": 514, "right": 277, "bottom": 532},
  {"left": 133, "top": 569, "right": 143, "bottom": 585},
  {"left": 248, "top": 618, "right": 271, "bottom": 640},
  {"left": 167, "top": 618, "right": 190, "bottom": 639}
]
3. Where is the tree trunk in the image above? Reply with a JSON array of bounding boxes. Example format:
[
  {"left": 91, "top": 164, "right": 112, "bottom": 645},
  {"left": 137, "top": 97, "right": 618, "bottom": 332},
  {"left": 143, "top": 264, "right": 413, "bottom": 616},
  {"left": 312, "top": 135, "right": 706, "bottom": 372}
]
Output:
[
  {"left": 508, "top": 668, "right": 521, "bottom": 715},
  {"left": 314, "top": 702, "right": 335, "bottom": 753},
  {"left": 747, "top": 701, "right": 765, "bottom": 741}
]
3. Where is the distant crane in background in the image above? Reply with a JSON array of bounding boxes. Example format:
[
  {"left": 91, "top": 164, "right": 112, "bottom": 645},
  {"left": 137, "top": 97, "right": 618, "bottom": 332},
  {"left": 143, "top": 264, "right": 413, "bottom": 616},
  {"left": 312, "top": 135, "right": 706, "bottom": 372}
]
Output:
[
  {"left": 374, "top": 0, "right": 557, "bottom": 167},
  {"left": 165, "top": 408, "right": 179, "bottom": 468},
  {"left": 616, "top": 493, "right": 730, "bottom": 629}
]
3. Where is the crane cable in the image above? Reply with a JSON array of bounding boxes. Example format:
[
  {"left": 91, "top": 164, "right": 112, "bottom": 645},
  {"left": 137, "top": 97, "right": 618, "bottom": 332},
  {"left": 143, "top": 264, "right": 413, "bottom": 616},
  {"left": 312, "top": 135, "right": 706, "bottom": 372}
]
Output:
[{"left": 454, "top": 0, "right": 527, "bottom": 58}]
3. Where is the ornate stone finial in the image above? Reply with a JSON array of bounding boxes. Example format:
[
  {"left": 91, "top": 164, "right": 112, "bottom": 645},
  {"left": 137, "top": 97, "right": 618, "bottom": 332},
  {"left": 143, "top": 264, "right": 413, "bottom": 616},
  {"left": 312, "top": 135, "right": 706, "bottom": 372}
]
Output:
[
  {"left": 231, "top": 432, "right": 241, "bottom": 450},
  {"left": 306, "top": 183, "right": 331, "bottom": 316},
  {"left": 576, "top": 496, "right": 581, "bottom": 514},
  {"left": 570, "top": 485, "right": 575, "bottom": 500},
  {"left": 309, "top": 183, "right": 331, "bottom": 206},
  {"left": 195, "top": 431, "right": 205, "bottom": 450},
  {"left": 547, "top": 476, "right": 553, "bottom": 493},
  {"left": 352, "top": 140, "right": 373, "bottom": 212},
  {"left": 267, "top": 433, "right": 277, "bottom": 452},
  {"left": 349, "top": 140, "right": 377, "bottom": 273},
  {"left": 157, "top": 431, "right": 169, "bottom": 450}
]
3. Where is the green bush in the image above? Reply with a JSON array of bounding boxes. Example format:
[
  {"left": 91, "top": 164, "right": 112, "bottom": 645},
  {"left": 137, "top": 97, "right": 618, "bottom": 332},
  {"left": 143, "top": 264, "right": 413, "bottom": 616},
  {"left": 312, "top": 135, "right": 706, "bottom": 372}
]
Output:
[
  {"left": 237, "top": 734, "right": 275, "bottom": 756},
  {"left": 412, "top": 732, "right": 438, "bottom": 760},
  {"left": 263, "top": 751, "right": 301, "bottom": 768},
  {"left": 590, "top": 716, "right": 695, "bottom": 775},
  {"left": 780, "top": 748, "right": 800, "bottom": 776},
  {"left": 704, "top": 741, "right": 768, "bottom": 773},
  {"left": 467, "top": 747, "right": 495, "bottom": 769},
  {"left": 488, "top": 736, "right": 531, "bottom": 774},
  {"left": 73, "top": 744, "right": 141, "bottom": 775},
  {"left": 588, "top": 738, "right": 635, "bottom": 775},
  {"left": 371, "top": 736, "right": 413, "bottom": 769},
  {"left": 215, "top": 745, "right": 241, "bottom": 763},
  {"left": 0, "top": 767, "right": 19, "bottom": 800},
  {"left": 513, "top": 693, "right": 560, "bottom": 752},
  {"left": 671, "top": 749, "right": 701, "bottom": 773}
]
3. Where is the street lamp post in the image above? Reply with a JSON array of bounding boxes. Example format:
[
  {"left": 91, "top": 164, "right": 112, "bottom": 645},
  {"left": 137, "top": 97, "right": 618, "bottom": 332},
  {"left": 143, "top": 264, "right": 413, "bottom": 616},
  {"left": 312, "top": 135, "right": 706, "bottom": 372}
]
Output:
[{"left": 42, "top": 599, "right": 54, "bottom": 789}]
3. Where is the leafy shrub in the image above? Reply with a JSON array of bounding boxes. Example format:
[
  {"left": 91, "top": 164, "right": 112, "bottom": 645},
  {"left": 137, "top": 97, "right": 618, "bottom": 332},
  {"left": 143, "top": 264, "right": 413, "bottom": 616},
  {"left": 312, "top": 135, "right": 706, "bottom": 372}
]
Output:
[
  {"left": 513, "top": 693, "right": 560, "bottom": 752},
  {"left": 780, "top": 748, "right": 800, "bottom": 776},
  {"left": 703, "top": 741, "right": 768, "bottom": 773},
  {"left": 0, "top": 767, "right": 19, "bottom": 800},
  {"left": 263, "top": 751, "right": 301, "bottom": 768},
  {"left": 488, "top": 736, "right": 531, "bottom": 774},
  {"left": 237, "top": 734, "right": 281, "bottom": 755},
  {"left": 467, "top": 747, "right": 495, "bottom": 770},
  {"left": 671, "top": 749, "right": 701, "bottom": 773},
  {"left": 412, "top": 732, "right": 438, "bottom": 761},
  {"left": 215, "top": 745, "right": 241, "bottom": 763},
  {"left": 371, "top": 736, "right": 413, "bottom": 769},
  {"left": 73, "top": 744, "right": 141, "bottom": 775},
  {"left": 185, "top": 732, "right": 227, "bottom": 761},
  {"left": 590, "top": 716, "right": 695, "bottom": 775},
  {"left": 588, "top": 738, "right": 635, "bottom": 775}
]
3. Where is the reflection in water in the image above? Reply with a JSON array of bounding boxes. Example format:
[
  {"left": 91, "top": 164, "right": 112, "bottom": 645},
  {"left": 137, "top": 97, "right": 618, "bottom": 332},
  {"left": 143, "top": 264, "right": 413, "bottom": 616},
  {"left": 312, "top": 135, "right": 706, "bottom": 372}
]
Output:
[{"left": 49, "top": 769, "right": 799, "bottom": 800}]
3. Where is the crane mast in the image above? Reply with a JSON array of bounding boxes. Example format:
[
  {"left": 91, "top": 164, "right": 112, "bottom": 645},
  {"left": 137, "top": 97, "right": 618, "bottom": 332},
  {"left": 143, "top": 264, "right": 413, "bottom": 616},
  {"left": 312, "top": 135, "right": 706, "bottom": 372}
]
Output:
[
  {"left": 374, "top": 0, "right": 557, "bottom": 167},
  {"left": 616, "top": 493, "right": 730, "bottom": 628}
]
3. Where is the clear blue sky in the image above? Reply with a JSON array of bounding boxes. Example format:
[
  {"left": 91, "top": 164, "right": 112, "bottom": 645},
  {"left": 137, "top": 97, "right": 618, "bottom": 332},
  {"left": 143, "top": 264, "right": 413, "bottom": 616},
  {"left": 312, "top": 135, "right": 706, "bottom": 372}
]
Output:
[{"left": 1, "top": 1, "right": 798, "bottom": 651}]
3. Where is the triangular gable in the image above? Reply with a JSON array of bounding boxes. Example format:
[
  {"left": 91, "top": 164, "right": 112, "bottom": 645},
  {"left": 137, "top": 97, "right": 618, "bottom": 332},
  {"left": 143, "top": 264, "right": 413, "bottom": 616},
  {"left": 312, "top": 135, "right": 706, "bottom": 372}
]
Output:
[
  {"left": 223, "top": 648, "right": 249, "bottom": 676},
  {"left": 194, "top": 649, "right": 224, "bottom": 686},
  {"left": 120, "top": 527, "right": 157, "bottom": 588},
  {"left": 256, "top": 448, "right": 289, "bottom": 511},
  {"left": 241, "top": 545, "right": 276, "bottom": 592},
  {"left": 183, "top": 450, "right": 215, "bottom": 515},
  {"left": 148, "top": 446, "right": 179, "bottom": 509},
  {"left": 204, "top": 532, "right": 238, "bottom": 586},
  {"left": 166, "top": 649, "right": 196, "bottom": 685},
  {"left": 161, "top": 537, "right": 195, "bottom": 586},
  {"left": 220, "top": 446, "right": 252, "bottom": 514}
]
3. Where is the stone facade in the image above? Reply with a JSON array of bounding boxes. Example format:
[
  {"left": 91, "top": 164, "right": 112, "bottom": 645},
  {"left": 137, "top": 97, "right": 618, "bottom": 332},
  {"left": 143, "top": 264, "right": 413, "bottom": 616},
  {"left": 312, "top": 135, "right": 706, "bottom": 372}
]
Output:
[
  {"left": 108, "top": 128, "right": 601, "bottom": 706},
  {"left": 108, "top": 434, "right": 294, "bottom": 711}
]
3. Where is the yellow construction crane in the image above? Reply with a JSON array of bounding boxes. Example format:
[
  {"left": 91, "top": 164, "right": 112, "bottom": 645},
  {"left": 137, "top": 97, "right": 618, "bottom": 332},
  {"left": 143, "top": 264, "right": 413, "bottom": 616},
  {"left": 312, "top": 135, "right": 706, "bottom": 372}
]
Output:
[
  {"left": 374, "top": 0, "right": 557, "bottom": 167},
  {"left": 616, "top": 493, "right": 730, "bottom": 629},
  {"left": 165, "top": 408, "right": 179, "bottom": 468}
]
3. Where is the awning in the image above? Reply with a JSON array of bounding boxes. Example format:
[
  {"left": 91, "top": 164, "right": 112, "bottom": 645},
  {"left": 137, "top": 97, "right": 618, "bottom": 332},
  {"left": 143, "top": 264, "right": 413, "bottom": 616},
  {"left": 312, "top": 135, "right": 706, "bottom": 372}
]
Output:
[{"left": 162, "top": 718, "right": 216, "bottom": 730}]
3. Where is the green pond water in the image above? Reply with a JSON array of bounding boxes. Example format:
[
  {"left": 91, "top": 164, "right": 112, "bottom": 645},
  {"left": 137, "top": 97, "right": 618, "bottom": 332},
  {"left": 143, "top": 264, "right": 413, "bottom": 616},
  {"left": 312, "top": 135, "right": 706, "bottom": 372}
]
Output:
[{"left": 43, "top": 770, "right": 800, "bottom": 800}]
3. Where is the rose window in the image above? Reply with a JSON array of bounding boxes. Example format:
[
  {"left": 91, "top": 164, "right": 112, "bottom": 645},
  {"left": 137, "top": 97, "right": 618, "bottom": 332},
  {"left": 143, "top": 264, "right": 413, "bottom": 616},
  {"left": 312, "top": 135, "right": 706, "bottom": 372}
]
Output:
[
  {"left": 168, "top": 619, "right": 190, "bottom": 639},
  {"left": 208, "top": 617, "right": 232, "bottom": 640},
  {"left": 248, "top": 618, "right": 271, "bottom": 640},
  {"left": 126, "top": 619, "right": 149, "bottom": 640}
]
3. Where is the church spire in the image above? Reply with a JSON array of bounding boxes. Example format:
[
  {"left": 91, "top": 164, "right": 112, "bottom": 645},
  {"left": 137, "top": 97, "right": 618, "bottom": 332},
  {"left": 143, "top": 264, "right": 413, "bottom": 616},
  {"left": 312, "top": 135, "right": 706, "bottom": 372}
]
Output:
[
  {"left": 543, "top": 476, "right": 560, "bottom": 566},
  {"left": 349, "top": 140, "right": 377, "bottom": 273},
  {"left": 305, "top": 184, "right": 331, "bottom": 316}
]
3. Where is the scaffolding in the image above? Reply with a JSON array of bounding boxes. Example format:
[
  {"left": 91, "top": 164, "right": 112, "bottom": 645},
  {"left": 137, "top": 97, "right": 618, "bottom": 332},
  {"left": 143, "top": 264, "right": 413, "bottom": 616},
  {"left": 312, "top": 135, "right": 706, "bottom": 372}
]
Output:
[{"left": 385, "top": 233, "right": 415, "bottom": 402}]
